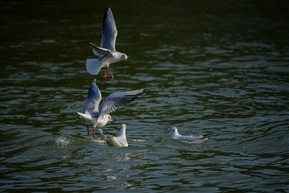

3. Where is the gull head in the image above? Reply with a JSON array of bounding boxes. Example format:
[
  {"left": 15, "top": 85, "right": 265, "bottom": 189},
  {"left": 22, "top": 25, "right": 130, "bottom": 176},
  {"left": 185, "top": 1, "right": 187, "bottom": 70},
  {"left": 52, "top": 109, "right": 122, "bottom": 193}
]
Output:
[
  {"left": 165, "top": 127, "right": 178, "bottom": 133},
  {"left": 121, "top": 54, "right": 128, "bottom": 61},
  {"left": 108, "top": 114, "right": 113, "bottom": 124},
  {"left": 121, "top": 123, "right": 126, "bottom": 130},
  {"left": 165, "top": 127, "right": 179, "bottom": 137},
  {"left": 119, "top": 124, "right": 127, "bottom": 136}
]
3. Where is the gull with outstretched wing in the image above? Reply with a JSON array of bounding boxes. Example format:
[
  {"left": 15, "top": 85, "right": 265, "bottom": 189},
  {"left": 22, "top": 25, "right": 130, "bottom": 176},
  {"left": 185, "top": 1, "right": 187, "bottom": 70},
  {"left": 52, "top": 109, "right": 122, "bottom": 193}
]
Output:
[
  {"left": 86, "top": 8, "right": 127, "bottom": 79},
  {"left": 78, "top": 79, "right": 144, "bottom": 137}
]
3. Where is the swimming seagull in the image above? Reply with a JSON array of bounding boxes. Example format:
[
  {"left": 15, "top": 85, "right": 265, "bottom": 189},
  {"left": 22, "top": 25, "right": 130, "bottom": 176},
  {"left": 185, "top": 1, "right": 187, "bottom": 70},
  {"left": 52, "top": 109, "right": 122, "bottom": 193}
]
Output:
[
  {"left": 166, "top": 127, "right": 209, "bottom": 144},
  {"left": 86, "top": 7, "right": 128, "bottom": 78},
  {"left": 78, "top": 79, "right": 144, "bottom": 137},
  {"left": 109, "top": 124, "right": 128, "bottom": 147}
]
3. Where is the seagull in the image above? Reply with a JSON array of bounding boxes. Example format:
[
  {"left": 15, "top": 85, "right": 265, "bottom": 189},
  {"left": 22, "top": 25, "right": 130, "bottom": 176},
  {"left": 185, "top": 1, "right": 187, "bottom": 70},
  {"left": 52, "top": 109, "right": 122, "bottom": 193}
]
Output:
[
  {"left": 166, "top": 127, "right": 209, "bottom": 144},
  {"left": 78, "top": 79, "right": 145, "bottom": 137},
  {"left": 109, "top": 124, "right": 128, "bottom": 147},
  {"left": 86, "top": 7, "right": 128, "bottom": 79}
]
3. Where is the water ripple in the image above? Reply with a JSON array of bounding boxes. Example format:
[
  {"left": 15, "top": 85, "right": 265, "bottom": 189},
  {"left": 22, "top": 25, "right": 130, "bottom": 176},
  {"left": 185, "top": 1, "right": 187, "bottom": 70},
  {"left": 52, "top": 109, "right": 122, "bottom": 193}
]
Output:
[{"left": 1, "top": 1, "right": 289, "bottom": 192}]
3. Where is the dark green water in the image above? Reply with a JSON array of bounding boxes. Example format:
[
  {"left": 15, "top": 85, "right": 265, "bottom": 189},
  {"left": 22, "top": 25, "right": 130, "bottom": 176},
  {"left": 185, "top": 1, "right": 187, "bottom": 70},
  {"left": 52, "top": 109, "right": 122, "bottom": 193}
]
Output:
[{"left": 1, "top": 0, "right": 289, "bottom": 192}]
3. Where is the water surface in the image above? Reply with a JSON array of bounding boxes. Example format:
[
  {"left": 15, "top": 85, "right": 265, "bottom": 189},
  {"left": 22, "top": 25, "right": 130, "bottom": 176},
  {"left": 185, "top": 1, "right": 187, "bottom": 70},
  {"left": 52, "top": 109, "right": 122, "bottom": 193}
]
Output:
[{"left": 1, "top": 0, "right": 289, "bottom": 192}]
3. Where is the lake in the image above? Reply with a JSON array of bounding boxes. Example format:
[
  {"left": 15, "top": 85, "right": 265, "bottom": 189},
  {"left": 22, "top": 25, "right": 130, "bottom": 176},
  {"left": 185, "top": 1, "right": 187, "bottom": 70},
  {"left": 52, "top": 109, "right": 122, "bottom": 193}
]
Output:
[{"left": 1, "top": 0, "right": 289, "bottom": 192}]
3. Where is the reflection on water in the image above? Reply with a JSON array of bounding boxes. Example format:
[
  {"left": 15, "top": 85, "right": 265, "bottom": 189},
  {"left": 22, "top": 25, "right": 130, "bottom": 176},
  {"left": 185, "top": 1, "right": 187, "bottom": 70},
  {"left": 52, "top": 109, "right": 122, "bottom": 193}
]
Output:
[{"left": 1, "top": 0, "right": 289, "bottom": 192}]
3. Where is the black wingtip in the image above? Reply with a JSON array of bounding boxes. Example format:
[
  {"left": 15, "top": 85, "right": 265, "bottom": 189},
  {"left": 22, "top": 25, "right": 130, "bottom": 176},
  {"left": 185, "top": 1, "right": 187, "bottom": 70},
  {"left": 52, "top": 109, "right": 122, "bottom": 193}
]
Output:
[
  {"left": 105, "top": 7, "right": 112, "bottom": 12},
  {"left": 104, "top": 7, "right": 112, "bottom": 17},
  {"left": 87, "top": 42, "right": 93, "bottom": 47},
  {"left": 203, "top": 134, "right": 211, "bottom": 138},
  {"left": 87, "top": 42, "right": 97, "bottom": 49},
  {"left": 138, "top": 89, "right": 145, "bottom": 96}
]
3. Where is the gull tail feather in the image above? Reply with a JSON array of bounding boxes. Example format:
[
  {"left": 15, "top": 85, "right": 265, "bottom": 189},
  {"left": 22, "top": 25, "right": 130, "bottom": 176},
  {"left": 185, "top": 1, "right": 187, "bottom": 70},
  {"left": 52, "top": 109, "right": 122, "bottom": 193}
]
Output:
[{"left": 86, "top": 59, "right": 102, "bottom": 75}]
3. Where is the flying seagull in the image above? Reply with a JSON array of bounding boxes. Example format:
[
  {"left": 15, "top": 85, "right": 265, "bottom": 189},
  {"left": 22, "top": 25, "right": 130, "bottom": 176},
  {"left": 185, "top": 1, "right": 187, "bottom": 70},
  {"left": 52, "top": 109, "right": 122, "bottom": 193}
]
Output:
[
  {"left": 78, "top": 79, "right": 144, "bottom": 137},
  {"left": 86, "top": 7, "right": 128, "bottom": 79}
]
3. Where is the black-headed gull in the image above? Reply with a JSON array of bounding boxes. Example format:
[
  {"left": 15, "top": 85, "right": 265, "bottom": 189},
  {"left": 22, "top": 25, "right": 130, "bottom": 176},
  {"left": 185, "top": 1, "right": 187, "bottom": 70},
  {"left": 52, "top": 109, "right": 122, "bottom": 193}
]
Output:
[
  {"left": 78, "top": 79, "right": 144, "bottom": 137},
  {"left": 166, "top": 127, "right": 209, "bottom": 144},
  {"left": 86, "top": 7, "right": 128, "bottom": 79},
  {"left": 109, "top": 124, "right": 128, "bottom": 147}
]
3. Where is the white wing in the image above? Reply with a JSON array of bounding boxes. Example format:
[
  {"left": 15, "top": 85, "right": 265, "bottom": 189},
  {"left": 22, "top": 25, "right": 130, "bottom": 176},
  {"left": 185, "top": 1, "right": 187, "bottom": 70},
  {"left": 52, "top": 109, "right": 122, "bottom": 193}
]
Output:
[
  {"left": 81, "top": 79, "right": 102, "bottom": 114},
  {"left": 177, "top": 135, "right": 208, "bottom": 143},
  {"left": 88, "top": 42, "right": 112, "bottom": 57},
  {"left": 114, "top": 136, "right": 128, "bottom": 147},
  {"left": 77, "top": 112, "right": 93, "bottom": 120},
  {"left": 101, "top": 7, "right": 117, "bottom": 52},
  {"left": 99, "top": 89, "right": 145, "bottom": 115},
  {"left": 110, "top": 136, "right": 128, "bottom": 147}
]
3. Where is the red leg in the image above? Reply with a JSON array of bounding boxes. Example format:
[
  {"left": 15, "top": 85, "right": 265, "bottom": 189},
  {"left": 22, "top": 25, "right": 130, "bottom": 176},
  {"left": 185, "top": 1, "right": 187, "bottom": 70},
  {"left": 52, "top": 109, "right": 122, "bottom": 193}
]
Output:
[
  {"left": 87, "top": 125, "right": 90, "bottom": 136},
  {"left": 107, "top": 68, "right": 114, "bottom": 79},
  {"left": 93, "top": 128, "right": 97, "bottom": 138},
  {"left": 103, "top": 68, "right": 107, "bottom": 79}
]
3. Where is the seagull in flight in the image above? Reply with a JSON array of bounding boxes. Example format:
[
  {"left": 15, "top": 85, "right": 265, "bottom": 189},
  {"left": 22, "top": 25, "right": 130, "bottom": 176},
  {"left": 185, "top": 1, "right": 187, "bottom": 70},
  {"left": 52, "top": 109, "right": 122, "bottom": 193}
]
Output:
[
  {"left": 109, "top": 124, "right": 128, "bottom": 147},
  {"left": 86, "top": 7, "right": 128, "bottom": 79},
  {"left": 78, "top": 79, "right": 144, "bottom": 137},
  {"left": 166, "top": 127, "right": 209, "bottom": 144}
]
